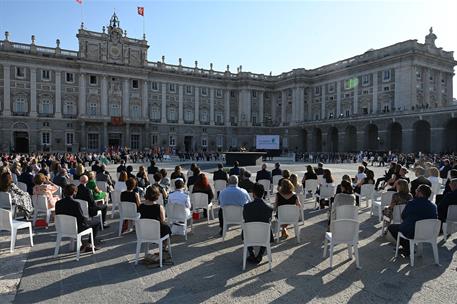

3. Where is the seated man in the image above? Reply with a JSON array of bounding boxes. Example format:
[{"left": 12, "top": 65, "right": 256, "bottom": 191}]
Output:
[
  {"left": 116, "top": 160, "right": 127, "bottom": 174},
  {"left": 168, "top": 179, "right": 191, "bottom": 217},
  {"left": 388, "top": 184, "right": 437, "bottom": 257},
  {"left": 256, "top": 163, "right": 272, "bottom": 183},
  {"left": 55, "top": 184, "right": 101, "bottom": 251},
  {"left": 272, "top": 162, "right": 282, "bottom": 177},
  {"left": 410, "top": 166, "right": 431, "bottom": 197},
  {"left": 437, "top": 178, "right": 457, "bottom": 225},
  {"left": 218, "top": 175, "right": 251, "bottom": 236},
  {"left": 96, "top": 165, "right": 115, "bottom": 192},
  {"left": 75, "top": 175, "right": 109, "bottom": 229},
  {"left": 228, "top": 161, "right": 241, "bottom": 177},
  {"left": 243, "top": 183, "right": 274, "bottom": 264},
  {"left": 52, "top": 168, "right": 70, "bottom": 189}
]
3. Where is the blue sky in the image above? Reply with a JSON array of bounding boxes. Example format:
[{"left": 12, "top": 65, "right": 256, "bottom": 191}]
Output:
[{"left": 1, "top": 0, "right": 456, "bottom": 95}]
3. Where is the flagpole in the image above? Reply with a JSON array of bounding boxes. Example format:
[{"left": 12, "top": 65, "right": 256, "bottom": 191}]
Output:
[{"left": 80, "top": 1, "right": 84, "bottom": 27}]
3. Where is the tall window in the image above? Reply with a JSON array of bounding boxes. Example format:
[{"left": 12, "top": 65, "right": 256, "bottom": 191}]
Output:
[
  {"left": 40, "top": 99, "right": 52, "bottom": 114},
  {"left": 168, "top": 108, "right": 177, "bottom": 121},
  {"left": 130, "top": 104, "right": 141, "bottom": 119},
  {"left": 131, "top": 134, "right": 140, "bottom": 149},
  {"left": 215, "top": 111, "right": 223, "bottom": 124},
  {"left": 216, "top": 135, "right": 223, "bottom": 148},
  {"left": 65, "top": 72, "right": 74, "bottom": 83},
  {"left": 132, "top": 79, "right": 139, "bottom": 89},
  {"left": 110, "top": 104, "right": 121, "bottom": 116},
  {"left": 151, "top": 134, "right": 158, "bottom": 145},
  {"left": 314, "top": 87, "right": 320, "bottom": 95},
  {"left": 151, "top": 82, "right": 158, "bottom": 91},
  {"left": 14, "top": 97, "right": 27, "bottom": 113},
  {"left": 88, "top": 133, "right": 99, "bottom": 150},
  {"left": 65, "top": 133, "right": 74, "bottom": 145},
  {"left": 216, "top": 89, "right": 222, "bottom": 97},
  {"left": 150, "top": 106, "right": 160, "bottom": 120},
  {"left": 88, "top": 103, "right": 97, "bottom": 116},
  {"left": 383, "top": 70, "right": 391, "bottom": 82},
  {"left": 201, "top": 87, "right": 208, "bottom": 96},
  {"left": 186, "top": 86, "right": 192, "bottom": 94},
  {"left": 362, "top": 74, "right": 369, "bottom": 85},
  {"left": 41, "top": 132, "right": 50, "bottom": 145},
  {"left": 169, "top": 83, "right": 176, "bottom": 92},
  {"left": 63, "top": 101, "right": 76, "bottom": 115},
  {"left": 184, "top": 109, "right": 194, "bottom": 122},
  {"left": 42, "top": 70, "right": 50, "bottom": 81},
  {"left": 201, "top": 137, "right": 208, "bottom": 147},
  {"left": 169, "top": 135, "right": 176, "bottom": 147},
  {"left": 200, "top": 110, "right": 209, "bottom": 122},
  {"left": 89, "top": 75, "right": 97, "bottom": 85},
  {"left": 16, "top": 67, "right": 25, "bottom": 78}
]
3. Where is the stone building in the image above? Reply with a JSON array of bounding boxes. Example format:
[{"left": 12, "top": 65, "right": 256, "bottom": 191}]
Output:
[{"left": 0, "top": 15, "right": 455, "bottom": 154}]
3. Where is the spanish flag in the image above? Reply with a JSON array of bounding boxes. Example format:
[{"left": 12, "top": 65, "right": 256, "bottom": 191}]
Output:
[{"left": 137, "top": 7, "right": 144, "bottom": 16}]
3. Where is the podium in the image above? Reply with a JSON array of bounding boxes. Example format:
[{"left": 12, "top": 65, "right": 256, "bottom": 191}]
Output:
[{"left": 224, "top": 152, "right": 267, "bottom": 167}]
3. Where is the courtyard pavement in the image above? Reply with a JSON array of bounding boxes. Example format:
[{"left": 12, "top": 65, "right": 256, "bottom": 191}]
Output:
[{"left": 1, "top": 162, "right": 457, "bottom": 303}]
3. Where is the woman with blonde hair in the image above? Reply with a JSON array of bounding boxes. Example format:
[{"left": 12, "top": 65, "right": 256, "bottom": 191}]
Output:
[
  {"left": 73, "top": 163, "right": 86, "bottom": 180},
  {"left": 290, "top": 174, "right": 303, "bottom": 194},
  {"left": 275, "top": 179, "right": 301, "bottom": 239},
  {"left": 427, "top": 167, "right": 440, "bottom": 184}
]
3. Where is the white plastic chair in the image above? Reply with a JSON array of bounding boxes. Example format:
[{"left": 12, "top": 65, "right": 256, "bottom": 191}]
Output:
[
  {"left": 0, "top": 208, "right": 33, "bottom": 252},
  {"left": 96, "top": 181, "right": 108, "bottom": 193},
  {"left": 381, "top": 204, "right": 406, "bottom": 235},
  {"left": 323, "top": 219, "right": 361, "bottom": 269},
  {"left": 272, "top": 175, "right": 282, "bottom": 193},
  {"left": 118, "top": 202, "right": 140, "bottom": 236},
  {"left": 134, "top": 219, "right": 172, "bottom": 267},
  {"left": 429, "top": 180, "right": 441, "bottom": 202},
  {"left": 214, "top": 180, "right": 227, "bottom": 195},
  {"left": 395, "top": 219, "right": 440, "bottom": 266},
  {"left": 355, "top": 184, "right": 375, "bottom": 207},
  {"left": 75, "top": 199, "right": 104, "bottom": 231},
  {"left": 443, "top": 205, "right": 457, "bottom": 241},
  {"left": 304, "top": 179, "right": 319, "bottom": 199},
  {"left": 317, "top": 175, "right": 325, "bottom": 186},
  {"left": 167, "top": 203, "right": 193, "bottom": 240},
  {"left": 315, "top": 184, "right": 336, "bottom": 209},
  {"left": 53, "top": 186, "right": 62, "bottom": 199},
  {"left": 275, "top": 205, "right": 300, "bottom": 243},
  {"left": 371, "top": 191, "right": 395, "bottom": 222},
  {"left": 32, "top": 195, "right": 53, "bottom": 226},
  {"left": 111, "top": 191, "right": 121, "bottom": 219},
  {"left": 242, "top": 222, "right": 272, "bottom": 271},
  {"left": 335, "top": 205, "right": 359, "bottom": 220},
  {"left": 17, "top": 182, "right": 28, "bottom": 193},
  {"left": 190, "top": 192, "right": 214, "bottom": 224},
  {"left": 0, "top": 192, "right": 17, "bottom": 218},
  {"left": 54, "top": 214, "right": 94, "bottom": 261},
  {"left": 257, "top": 179, "right": 271, "bottom": 195},
  {"left": 222, "top": 205, "right": 244, "bottom": 240}
]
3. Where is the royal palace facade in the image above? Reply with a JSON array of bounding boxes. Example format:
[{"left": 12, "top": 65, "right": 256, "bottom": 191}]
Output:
[{"left": 0, "top": 14, "right": 456, "bottom": 154}]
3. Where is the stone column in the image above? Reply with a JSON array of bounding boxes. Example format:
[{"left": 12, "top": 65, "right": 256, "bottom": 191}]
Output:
[
  {"left": 299, "top": 87, "right": 305, "bottom": 122},
  {"left": 30, "top": 68, "right": 37, "bottom": 117},
  {"left": 271, "top": 92, "right": 276, "bottom": 122},
  {"left": 336, "top": 81, "right": 341, "bottom": 116},
  {"left": 372, "top": 72, "right": 378, "bottom": 114},
  {"left": 161, "top": 83, "right": 167, "bottom": 123},
  {"left": 291, "top": 88, "right": 297, "bottom": 124},
  {"left": 281, "top": 90, "right": 286, "bottom": 124},
  {"left": 423, "top": 68, "right": 430, "bottom": 106},
  {"left": 78, "top": 73, "right": 86, "bottom": 117},
  {"left": 209, "top": 88, "right": 215, "bottom": 125},
  {"left": 142, "top": 80, "right": 148, "bottom": 119},
  {"left": 125, "top": 123, "right": 130, "bottom": 147},
  {"left": 307, "top": 89, "right": 312, "bottom": 120},
  {"left": 178, "top": 84, "right": 184, "bottom": 124},
  {"left": 80, "top": 121, "right": 86, "bottom": 150},
  {"left": 447, "top": 72, "right": 453, "bottom": 105},
  {"left": 224, "top": 89, "right": 230, "bottom": 126},
  {"left": 3, "top": 64, "right": 11, "bottom": 116},
  {"left": 321, "top": 85, "right": 326, "bottom": 119},
  {"left": 238, "top": 90, "right": 243, "bottom": 124},
  {"left": 194, "top": 86, "right": 200, "bottom": 124},
  {"left": 258, "top": 91, "right": 264, "bottom": 125},
  {"left": 103, "top": 122, "right": 108, "bottom": 149},
  {"left": 101, "top": 75, "right": 108, "bottom": 116},
  {"left": 122, "top": 78, "right": 129, "bottom": 118},
  {"left": 55, "top": 70, "right": 62, "bottom": 118},
  {"left": 245, "top": 89, "right": 251, "bottom": 126}
]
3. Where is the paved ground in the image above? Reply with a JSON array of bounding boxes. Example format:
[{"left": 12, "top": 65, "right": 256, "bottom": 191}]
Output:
[{"left": 2, "top": 162, "right": 457, "bottom": 303}]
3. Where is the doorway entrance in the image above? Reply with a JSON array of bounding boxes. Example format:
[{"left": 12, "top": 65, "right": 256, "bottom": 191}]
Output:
[
  {"left": 14, "top": 132, "right": 29, "bottom": 153},
  {"left": 184, "top": 136, "right": 193, "bottom": 152},
  {"left": 108, "top": 133, "right": 122, "bottom": 149}
]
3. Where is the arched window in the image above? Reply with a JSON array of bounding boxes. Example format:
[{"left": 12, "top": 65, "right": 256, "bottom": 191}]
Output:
[
  {"left": 14, "top": 97, "right": 27, "bottom": 113},
  {"left": 63, "top": 100, "right": 76, "bottom": 115},
  {"left": 110, "top": 104, "right": 121, "bottom": 116},
  {"left": 39, "top": 98, "right": 52, "bottom": 114},
  {"left": 130, "top": 104, "right": 141, "bottom": 119}
]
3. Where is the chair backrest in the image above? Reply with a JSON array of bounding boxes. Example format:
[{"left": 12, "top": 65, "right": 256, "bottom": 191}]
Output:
[
  {"left": 0, "top": 208, "right": 13, "bottom": 231},
  {"left": 320, "top": 184, "right": 336, "bottom": 199},
  {"left": 119, "top": 201, "right": 138, "bottom": 219},
  {"left": 0, "top": 192, "right": 12, "bottom": 210},
  {"left": 32, "top": 195, "right": 49, "bottom": 211},
  {"left": 257, "top": 179, "right": 271, "bottom": 193},
  {"left": 191, "top": 192, "right": 208, "bottom": 209},
  {"left": 17, "top": 182, "right": 27, "bottom": 192},
  {"left": 335, "top": 205, "right": 358, "bottom": 220},
  {"left": 332, "top": 219, "right": 359, "bottom": 242},
  {"left": 243, "top": 222, "right": 271, "bottom": 245},
  {"left": 214, "top": 180, "right": 227, "bottom": 193},
  {"left": 272, "top": 176, "right": 282, "bottom": 192},
  {"left": 55, "top": 214, "right": 78, "bottom": 236},
  {"left": 167, "top": 203, "right": 188, "bottom": 222},
  {"left": 392, "top": 204, "right": 406, "bottom": 224},
  {"left": 188, "top": 185, "right": 194, "bottom": 193},
  {"left": 317, "top": 175, "right": 324, "bottom": 186},
  {"left": 304, "top": 179, "right": 318, "bottom": 194},
  {"left": 223, "top": 205, "right": 243, "bottom": 224},
  {"left": 380, "top": 191, "right": 395, "bottom": 206},
  {"left": 414, "top": 219, "right": 441, "bottom": 241},
  {"left": 135, "top": 218, "right": 161, "bottom": 241},
  {"left": 54, "top": 186, "right": 62, "bottom": 199},
  {"left": 170, "top": 178, "right": 177, "bottom": 190},
  {"left": 277, "top": 205, "right": 300, "bottom": 223},
  {"left": 360, "top": 184, "right": 375, "bottom": 198},
  {"left": 111, "top": 191, "right": 121, "bottom": 204},
  {"left": 96, "top": 181, "right": 107, "bottom": 192},
  {"left": 75, "top": 199, "right": 89, "bottom": 218},
  {"left": 447, "top": 205, "right": 457, "bottom": 222}
]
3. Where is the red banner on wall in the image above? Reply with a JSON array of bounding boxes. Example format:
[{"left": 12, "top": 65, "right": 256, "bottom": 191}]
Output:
[{"left": 111, "top": 117, "right": 124, "bottom": 126}]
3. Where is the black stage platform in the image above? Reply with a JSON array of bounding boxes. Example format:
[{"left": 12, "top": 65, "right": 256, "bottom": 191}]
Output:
[{"left": 224, "top": 152, "right": 267, "bottom": 167}]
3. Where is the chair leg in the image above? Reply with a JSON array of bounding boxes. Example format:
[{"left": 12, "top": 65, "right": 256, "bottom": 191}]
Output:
[
  {"left": 295, "top": 224, "right": 300, "bottom": 243},
  {"left": 378, "top": 208, "right": 382, "bottom": 222},
  {"left": 395, "top": 234, "right": 400, "bottom": 258},
  {"left": 90, "top": 231, "right": 95, "bottom": 254},
  {"left": 211, "top": 206, "right": 215, "bottom": 221},
  {"left": 135, "top": 241, "right": 141, "bottom": 265},
  {"left": 46, "top": 210, "right": 51, "bottom": 224},
  {"left": 242, "top": 245, "right": 247, "bottom": 271},
  {"left": 76, "top": 235, "right": 81, "bottom": 261},
  {"left": 32, "top": 211, "right": 37, "bottom": 226},
  {"left": 409, "top": 241, "right": 415, "bottom": 267},
  {"left": 432, "top": 241, "right": 440, "bottom": 266},
  {"left": 329, "top": 242, "right": 334, "bottom": 268},
  {"left": 206, "top": 208, "right": 210, "bottom": 225},
  {"left": 267, "top": 245, "right": 272, "bottom": 271},
  {"left": 54, "top": 235, "right": 62, "bottom": 256},
  {"left": 168, "top": 237, "right": 172, "bottom": 259},
  {"left": 348, "top": 244, "right": 353, "bottom": 260},
  {"left": 222, "top": 225, "right": 227, "bottom": 241},
  {"left": 159, "top": 242, "right": 163, "bottom": 268},
  {"left": 443, "top": 223, "right": 448, "bottom": 241},
  {"left": 28, "top": 224, "right": 34, "bottom": 247},
  {"left": 323, "top": 238, "right": 328, "bottom": 258},
  {"left": 118, "top": 217, "right": 123, "bottom": 236},
  {"left": 354, "top": 243, "right": 361, "bottom": 269},
  {"left": 10, "top": 228, "right": 17, "bottom": 253}
]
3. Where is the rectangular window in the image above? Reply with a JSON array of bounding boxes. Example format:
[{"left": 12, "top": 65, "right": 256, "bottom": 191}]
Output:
[
  {"left": 383, "top": 86, "right": 390, "bottom": 92},
  {"left": 151, "top": 134, "right": 158, "bottom": 146},
  {"left": 230, "top": 91, "right": 235, "bottom": 98},
  {"left": 186, "top": 86, "right": 192, "bottom": 94},
  {"left": 362, "top": 107, "right": 368, "bottom": 115},
  {"left": 110, "top": 104, "right": 121, "bottom": 117},
  {"left": 362, "top": 74, "right": 369, "bottom": 85},
  {"left": 151, "top": 82, "right": 158, "bottom": 91},
  {"left": 88, "top": 103, "right": 97, "bottom": 115},
  {"left": 201, "top": 87, "right": 207, "bottom": 96},
  {"left": 16, "top": 67, "right": 25, "bottom": 78},
  {"left": 150, "top": 107, "right": 160, "bottom": 120},
  {"left": 184, "top": 110, "right": 193, "bottom": 122},
  {"left": 383, "top": 70, "right": 391, "bottom": 82},
  {"left": 41, "top": 132, "right": 50, "bottom": 145},
  {"left": 201, "top": 137, "right": 208, "bottom": 147},
  {"left": 42, "top": 70, "right": 50, "bottom": 81},
  {"left": 131, "top": 134, "right": 140, "bottom": 149},
  {"left": 168, "top": 108, "right": 177, "bottom": 121},
  {"left": 416, "top": 71, "right": 422, "bottom": 80},
  {"left": 89, "top": 75, "right": 97, "bottom": 85},
  {"left": 169, "top": 83, "right": 176, "bottom": 92},
  {"left": 215, "top": 112, "right": 223, "bottom": 124},
  {"left": 132, "top": 79, "right": 139, "bottom": 89},
  {"left": 216, "top": 89, "right": 222, "bottom": 97},
  {"left": 87, "top": 133, "right": 99, "bottom": 150},
  {"left": 252, "top": 114, "right": 257, "bottom": 124},
  {"left": 216, "top": 135, "right": 223, "bottom": 148},
  {"left": 314, "top": 87, "right": 320, "bottom": 95},
  {"left": 252, "top": 91, "right": 257, "bottom": 98},
  {"left": 200, "top": 110, "right": 209, "bottom": 122},
  {"left": 131, "top": 105, "right": 141, "bottom": 119},
  {"left": 65, "top": 133, "right": 74, "bottom": 145},
  {"left": 169, "top": 135, "right": 176, "bottom": 147},
  {"left": 66, "top": 72, "right": 74, "bottom": 83},
  {"left": 345, "top": 110, "right": 350, "bottom": 117},
  {"left": 328, "top": 84, "right": 335, "bottom": 93}
]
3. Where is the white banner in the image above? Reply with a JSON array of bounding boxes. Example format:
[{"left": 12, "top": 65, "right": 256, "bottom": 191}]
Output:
[{"left": 256, "top": 135, "right": 280, "bottom": 150}]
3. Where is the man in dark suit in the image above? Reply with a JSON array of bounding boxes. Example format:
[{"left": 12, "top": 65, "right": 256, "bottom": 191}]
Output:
[
  {"left": 229, "top": 161, "right": 240, "bottom": 176},
  {"left": 243, "top": 183, "right": 273, "bottom": 264},
  {"left": 437, "top": 179, "right": 457, "bottom": 224},
  {"left": 147, "top": 160, "right": 159, "bottom": 175},
  {"left": 75, "top": 175, "right": 109, "bottom": 228},
  {"left": 410, "top": 166, "right": 432, "bottom": 197},
  {"left": 315, "top": 162, "right": 324, "bottom": 176},
  {"left": 272, "top": 162, "right": 282, "bottom": 177},
  {"left": 213, "top": 163, "right": 228, "bottom": 182},
  {"left": 55, "top": 184, "right": 101, "bottom": 251},
  {"left": 52, "top": 168, "right": 70, "bottom": 189},
  {"left": 256, "top": 163, "right": 272, "bottom": 183},
  {"left": 91, "top": 160, "right": 102, "bottom": 174},
  {"left": 116, "top": 160, "right": 127, "bottom": 174},
  {"left": 18, "top": 166, "right": 34, "bottom": 195},
  {"left": 388, "top": 184, "right": 437, "bottom": 256}
]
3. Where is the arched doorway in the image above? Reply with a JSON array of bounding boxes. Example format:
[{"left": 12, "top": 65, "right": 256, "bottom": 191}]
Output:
[
  {"left": 443, "top": 118, "right": 457, "bottom": 153},
  {"left": 327, "top": 127, "right": 338, "bottom": 152},
  {"left": 413, "top": 120, "right": 431, "bottom": 153},
  {"left": 388, "top": 122, "right": 402, "bottom": 152},
  {"left": 365, "top": 124, "right": 379, "bottom": 151},
  {"left": 344, "top": 125, "right": 357, "bottom": 152},
  {"left": 14, "top": 132, "right": 29, "bottom": 153},
  {"left": 313, "top": 128, "right": 322, "bottom": 152}
]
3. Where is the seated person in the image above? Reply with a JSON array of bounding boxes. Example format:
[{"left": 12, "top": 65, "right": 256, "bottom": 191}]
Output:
[
  {"left": 76, "top": 175, "right": 109, "bottom": 229},
  {"left": 192, "top": 173, "right": 214, "bottom": 205},
  {"left": 238, "top": 170, "right": 255, "bottom": 194},
  {"left": 152, "top": 173, "right": 168, "bottom": 204},
  {"left": 168, "top": 179, "right": 191, "bottom": 218},
  {"left": 159, "top": 169, "right": 171, "bottom": 190},
  {"left": 86, "top": 171, "right": 107, "bottom": 203},
  {"left": 33, "top": 173, "right": 59, "bottom": 209},
  {"left": 171, "top": 165, "right": 186, "bottom": 182},
  {"left": 302, "top": 165, "right": 318, "bottom": 191},
  {"left": 229, "top": 161, "right": 241, "bottom": 176},
  {"left": 274, "top": 179, "right": 300, "bottom": 239},
  {"left": 329, "top": 180, "right": 355, "bottom": 231},
  {"left": 121, "top": 178, "right": 141, "bottom": 208},
  {"left": 382, "top": 179, "right": 413, "bottom": 223},
  {"left": 0, "top": 172, "right": 33, "bottom": 217},
  {"left": 115, "top": 171, "right": 128, "bottom": 192},
  {"left": 437, "top": 178, "right": 457, "bottom": 225}
]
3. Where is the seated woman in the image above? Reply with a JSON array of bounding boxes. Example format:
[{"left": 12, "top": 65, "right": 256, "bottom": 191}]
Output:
[
  {"left": 33, "top": 173, "right": 59, "bottom": 209},
  {"left": 355, "top": 169, "right": 375, "bottom": 206},
  {"left": 0, "top": 172, "right": 34, "bottom": 217},
  {"left": 72, "top": 163, "right": 87, "bottom": 181},
  {"left": 382, "top": 179, "right": 412, "bottom": 225},
  {"left": 192, "top": 173, "right": 214, "bottom": 218},
  {"left": 159, "top": 169, "right": 171, "bottom": 190},
  {"left": 316, "top": 169, "right": 335, "bottom": 209},
  {"left": 139, "top": 186, "right": 172, "bottom": 243},
  {"left": 302, "top": 165, "right": 318, "bottom": 197},
  {"left": 121, "top": 178, "right": 141, "bottom": 208},
  {"left": 275, "top": 179, "right": 301, "bottom": 239},
  {"left": 87, "top": 171, "right": 107, "bottom": 203},
  {"left": 115, "top": 171, "right": 128, "bottom": 192},
  {"left": 170, "top": 165, "right": 186, "bottom": 183},
  {"left": 136, "top": 166, "right": 150, "bottom": 189},
  {"left": 152, "top": 173, "right": 169, "bottom": 204},
  {"left": 329, "top": 180, "right": 355, "bottom": 231},
  {"left": 427, "top": 167, "right": 440, "bottom": 185},
  {"left": 290, "top": 174, "right": 303, "bottom": 195},
  {"left": 336, "top": 175, "right": 351, "bottom": 194}
]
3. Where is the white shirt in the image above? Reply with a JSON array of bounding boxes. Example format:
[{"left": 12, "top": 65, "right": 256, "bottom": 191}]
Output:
[
  {"left": 168, "top": 189, "right": 191, "bottom": 209},
  {"left": 355, "top": 172, "right": 366, "bottom": 183}
]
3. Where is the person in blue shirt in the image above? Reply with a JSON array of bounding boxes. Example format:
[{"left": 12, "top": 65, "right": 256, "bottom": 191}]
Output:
[
  {"left": 388, "top": 184, "right": 437, "bottom": 257},
  {"left": 228, "top": 161, "right": 241, "bottom": 176},
  {"left": 218, "top": 175, "right": 251, "bottom": 236}
]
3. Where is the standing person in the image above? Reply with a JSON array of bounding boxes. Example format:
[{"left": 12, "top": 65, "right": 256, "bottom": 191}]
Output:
[
  {"left": 116, "top": 160, "right": 127, "bottom": 175},
  {"left": 243, "top": 183, "right": 274, "bottom": 264},
  {"left": 76, "top": 175, "right": 109, "bottom": 229}
]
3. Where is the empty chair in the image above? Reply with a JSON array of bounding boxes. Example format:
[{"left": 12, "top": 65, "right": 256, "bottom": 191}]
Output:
[
  {"left": 167, "top": 203, "right": 193, "bottom": 240},
  {"left": 371, "top": 191, "right": 395, "bottom": 221},
  {"left": 315, "top": 184, "right": 336, "bottom": 209},
  {"left": 118, "top": 202, "right": 140, "bottom": 236},
  {"left": 355, "top": 184, "right": 375, "bottom": 207},
  {"left": 17, "top": 182, "right": 28, "bottom": 193},
  {"left": 190, "top": 193, "right": 214, "bottom": 224},
  {"left": 75, "top": 199, "right": 104, "bottom": 231},
  {"left": 395, "top": 219, "right": 440, "bottom": 267},
  {"left": 32, "top": 195, "right": 53, "bottom": 226},
  {"left": 275, "top": 205, "right": 300, "bottom": 243},
  {"left": 272, "top": 176, "right": 282, "bottom": 193},
  {"left": 381, "top": 204, "right": 406, "bottom": 235},
  {"left": 0, "top": 208, "right": 33, "bottom": 252},
  {"left": 242, "top": 222, "right": 272, "bottom": 271},
  {"left": 221, "top": 205, "right": 244, "bottom": 240},
  {"left": 111, "top": 191, "right": 121, "bottom": 218},
  {"left": 257, "top": 179, "right": 271, "bottom": 195},
  {"left": 443, "top": 205, "right": 457, "bottom": 241},
  {"left": 323, "top": 219, "right": 361, "bottom": 269},
  {"left": 54, "top": 214, "right": 94, "bottom": 261},
  {"left": 134, "top": 219, "right": 172, "bottom": 268}
]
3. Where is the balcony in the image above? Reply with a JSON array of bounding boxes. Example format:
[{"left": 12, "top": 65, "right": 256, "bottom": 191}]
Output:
[
  {"left": 12, "top": 112, "right": 29, "bottom": 117},
  {"left": 38, "top": 113, "right": 54, "bottom": 118}
]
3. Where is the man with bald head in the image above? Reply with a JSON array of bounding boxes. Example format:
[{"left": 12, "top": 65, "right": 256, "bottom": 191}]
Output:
[{"left": 75, "top": 175, "right": 109, "bottom": 228}]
